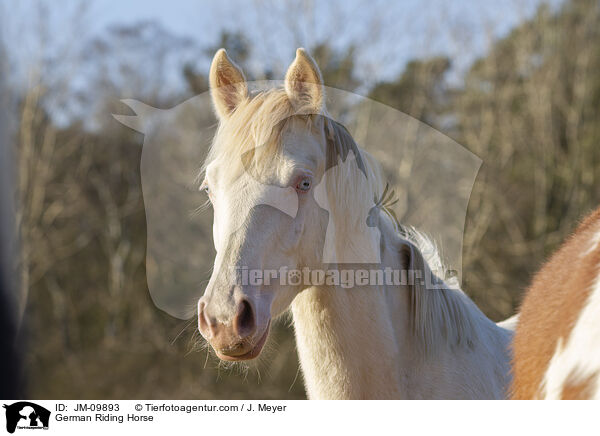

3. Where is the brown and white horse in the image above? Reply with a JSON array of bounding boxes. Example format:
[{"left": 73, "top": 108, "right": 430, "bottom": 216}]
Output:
[{"left": 512, "top": 207, "right": 600, "bottom": 399}]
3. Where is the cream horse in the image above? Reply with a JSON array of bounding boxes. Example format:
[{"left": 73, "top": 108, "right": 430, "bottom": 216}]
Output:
[{"left": 197, "top": 48, "right": 513, "bottom": 399}]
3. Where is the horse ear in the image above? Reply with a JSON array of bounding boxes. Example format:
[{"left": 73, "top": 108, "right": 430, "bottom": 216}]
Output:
[
  {"left": 209, "top": 49, "right": 248, "bottom": 120},
  {"left": 285, "top": 48, "right": 324, "bottom": 112}
]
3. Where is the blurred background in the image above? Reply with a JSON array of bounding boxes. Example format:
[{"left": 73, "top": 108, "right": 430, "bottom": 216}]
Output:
[{"left": 1, "top": 0, "right": 600, "bottom": 399}]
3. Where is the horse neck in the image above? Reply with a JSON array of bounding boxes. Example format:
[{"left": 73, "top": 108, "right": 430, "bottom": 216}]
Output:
[
  {"left": 290, "top": 220, "right": 414, "bottom": 399},
  {"left": 291, "top": 282, "right": 409, "bottom": 399}
]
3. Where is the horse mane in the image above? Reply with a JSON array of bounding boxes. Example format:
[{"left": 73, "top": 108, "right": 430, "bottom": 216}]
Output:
[
  {"left": 372, "top": 185, "right": 485, "bottom": 352},
  {"left": 325, "top": 125, "right": 490, "bottom": 354},
  {"left": 399, "top": 226, "right": 488, "bottom": 353}
]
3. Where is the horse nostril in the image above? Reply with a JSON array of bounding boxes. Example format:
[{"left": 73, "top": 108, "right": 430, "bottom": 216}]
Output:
[
  {"left": 198, "top": 301, "right": 212, "bottom": 335},
  {"left": 234, "top": 299, "right": 256, "bottom": 338}
]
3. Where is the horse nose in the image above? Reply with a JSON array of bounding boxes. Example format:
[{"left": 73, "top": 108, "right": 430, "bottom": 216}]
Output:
[{"left": 197, "top": 298, "right": 257, "bottom": 345}]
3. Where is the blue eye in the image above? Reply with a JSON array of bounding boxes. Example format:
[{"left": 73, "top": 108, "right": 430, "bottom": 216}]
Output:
[
  {"left": 200, "top": 182, "right": 210, "bottom": 195},
  {"left": 296, "top": 177, "right": 312, "bottom": 192}
]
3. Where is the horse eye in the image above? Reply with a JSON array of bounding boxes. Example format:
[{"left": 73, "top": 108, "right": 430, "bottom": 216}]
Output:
[
  {"left": 200, "top": 182, "right": 210, "bottom": 195},
  {"left": 296, "top": 177, "right": 312, "bottom": 192}
]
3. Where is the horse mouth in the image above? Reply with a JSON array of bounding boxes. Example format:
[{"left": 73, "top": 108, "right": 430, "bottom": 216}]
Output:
[{"left": 215, "top": 321, "right": 271, "bottom": 362}]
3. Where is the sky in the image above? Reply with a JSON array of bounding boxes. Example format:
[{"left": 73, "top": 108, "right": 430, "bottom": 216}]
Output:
[
  {"left": 1, "top": 0, "right": 565, "bottom": 120},
  {"left": 84, "top": 0, "right": 564, "bottom": 80}
]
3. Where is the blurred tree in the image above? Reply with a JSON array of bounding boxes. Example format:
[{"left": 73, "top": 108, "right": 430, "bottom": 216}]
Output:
[
  {"left": 183, "top": 63, "right": 208, "bottom": 95},
  {"left": 206, "top": 31, "right": 251, "bottom": 66},
  {"left": 0, "top": 41, "right": 22, "bottom": 399},
  {"left": 368, "top": 56, "right": 450, "bottom": 124},
  {"left": 310, "top": 43, "right": 360, "bottom": 91},
  {"left": 452, "top": 0, "right": 600, "bottom": 318},
  {"left": 184, "top": 31, "right": 252, "bottom": 95}
]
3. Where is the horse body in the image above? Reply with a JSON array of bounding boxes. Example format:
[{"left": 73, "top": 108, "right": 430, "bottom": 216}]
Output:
[
  {"left": 198, "top": 48, "right": 513, "bottom": 399},
  {"left": 512, "top": 207, "right": 600, "bottom": 399}
]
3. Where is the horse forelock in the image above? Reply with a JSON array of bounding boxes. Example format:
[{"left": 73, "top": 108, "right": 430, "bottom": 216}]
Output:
[{"left": 202, "top": 86, "right": 382, "bottom": 221}]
